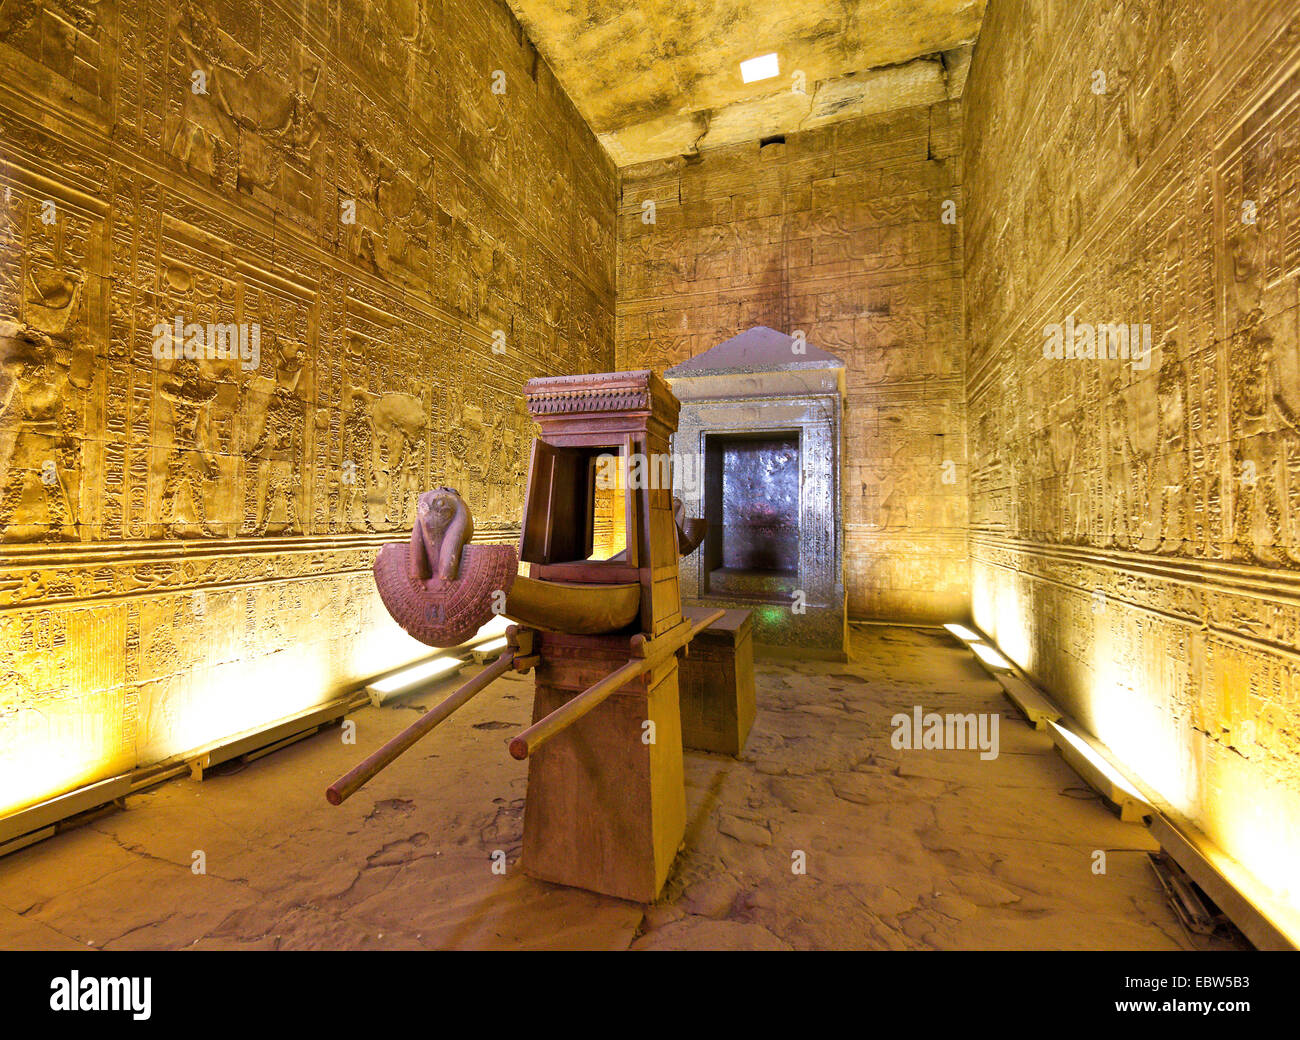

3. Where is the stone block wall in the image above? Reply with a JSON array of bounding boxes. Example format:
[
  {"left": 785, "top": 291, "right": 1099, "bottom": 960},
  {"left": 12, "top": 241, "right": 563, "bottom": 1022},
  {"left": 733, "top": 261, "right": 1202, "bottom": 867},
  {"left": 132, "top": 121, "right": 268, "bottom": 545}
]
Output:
[
  {"left": 0, "top": 0, "right": 615, "bottom": 817},
  {"left": 616, "top": 103, "right": 969, "bottom": 622},
  {"left": 965, "top": 0, "right": 1300, "bottom": 899}
]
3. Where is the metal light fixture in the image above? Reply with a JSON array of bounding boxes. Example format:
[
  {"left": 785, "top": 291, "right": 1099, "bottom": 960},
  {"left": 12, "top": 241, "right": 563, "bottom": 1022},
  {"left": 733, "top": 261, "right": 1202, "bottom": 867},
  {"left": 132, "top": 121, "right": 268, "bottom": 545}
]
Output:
[
  {"left": 366, "top": 655, "right": 466, "bottom": 707},
  {"left": 970, "top": 642, "right": 1012, "bottom": 670},
  {"left": 1046, "top": 718, "right": 1150, "bottom": 822},
  {"left": 471, "top": 636, "right": 510, "bottom": 664}
]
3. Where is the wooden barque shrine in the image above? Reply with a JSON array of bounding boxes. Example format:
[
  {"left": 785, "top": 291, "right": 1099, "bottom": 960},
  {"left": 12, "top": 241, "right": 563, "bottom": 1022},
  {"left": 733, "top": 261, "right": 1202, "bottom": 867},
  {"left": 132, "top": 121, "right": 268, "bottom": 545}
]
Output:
[{"left": 328, "top": 369, "right": 728, "bottom": 903}]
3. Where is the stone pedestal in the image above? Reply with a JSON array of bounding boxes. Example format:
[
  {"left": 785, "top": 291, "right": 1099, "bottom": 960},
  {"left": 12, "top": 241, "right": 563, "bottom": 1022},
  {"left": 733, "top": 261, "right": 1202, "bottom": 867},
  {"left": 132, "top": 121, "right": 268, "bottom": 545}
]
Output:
[
  {"left": 679, "top": 606, "right": 755, "bottom": 755},
  {"left": 521, "top": 631, "right": 686, "bottom": 903}
]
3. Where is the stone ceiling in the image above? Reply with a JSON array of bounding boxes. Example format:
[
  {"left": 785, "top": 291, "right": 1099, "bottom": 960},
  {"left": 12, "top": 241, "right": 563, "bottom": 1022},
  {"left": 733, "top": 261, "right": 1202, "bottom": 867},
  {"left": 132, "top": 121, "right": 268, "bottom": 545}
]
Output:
[{"left": 505, "top": 0, "right": 988, "bottom": 166}]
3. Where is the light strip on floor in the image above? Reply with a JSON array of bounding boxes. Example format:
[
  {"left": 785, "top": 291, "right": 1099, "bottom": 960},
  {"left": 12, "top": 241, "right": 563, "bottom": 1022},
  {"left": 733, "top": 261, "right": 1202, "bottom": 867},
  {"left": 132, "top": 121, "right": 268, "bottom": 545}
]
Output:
[
  {"left": 466, "top": 615, "right": 511, "bottom": 645},
  {"left": 471, "top": 636, "right": 510, "bottom": 663},
  {"left": 944, "top": 623, "right": 980, "bottom": 642},
  {"left": 970, "top": 642, "right": 1012, "bottom": 670},
  {"left": 1046, "top": 718, "right": 1150, "bottom": 821},
  {"left": 366, "top": 655, "right": 466, "bottom": 705}
]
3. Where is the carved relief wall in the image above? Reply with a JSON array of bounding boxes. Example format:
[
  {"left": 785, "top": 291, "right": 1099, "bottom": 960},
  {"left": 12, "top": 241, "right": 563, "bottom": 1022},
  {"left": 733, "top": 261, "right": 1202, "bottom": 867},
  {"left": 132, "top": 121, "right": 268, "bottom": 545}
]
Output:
[
  {"left": 0, "top": 0, "right": 615, "bottom": 817},
  {"left": 616, "top": 105, "right": 969, "bottom": 621},
  {"left": 965, "top": 0, "right": 1300, "bottom": 900}
]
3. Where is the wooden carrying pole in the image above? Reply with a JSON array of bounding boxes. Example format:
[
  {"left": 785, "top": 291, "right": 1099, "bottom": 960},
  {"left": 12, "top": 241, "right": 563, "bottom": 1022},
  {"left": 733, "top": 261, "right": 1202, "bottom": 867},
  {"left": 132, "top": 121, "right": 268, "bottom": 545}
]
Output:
[
  {"left": 508, "top": 609, "right": 725, "bottom": 761},
  {"left": 327, "top": 645, "right": 524, "bottom": 806}
]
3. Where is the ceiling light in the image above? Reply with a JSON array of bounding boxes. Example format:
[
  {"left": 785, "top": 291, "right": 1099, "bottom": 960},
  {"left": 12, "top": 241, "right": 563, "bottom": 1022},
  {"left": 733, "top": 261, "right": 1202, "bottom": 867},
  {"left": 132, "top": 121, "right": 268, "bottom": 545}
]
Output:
[{"left": 740, "top": 53, "right": 780, "bottom": 84}]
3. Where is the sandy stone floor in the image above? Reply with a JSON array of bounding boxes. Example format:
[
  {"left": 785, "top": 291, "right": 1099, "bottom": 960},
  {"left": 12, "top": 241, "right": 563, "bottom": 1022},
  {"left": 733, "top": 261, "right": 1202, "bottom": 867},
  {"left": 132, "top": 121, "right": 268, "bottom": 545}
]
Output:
[{"left": 0, "top": 626, "right": 1247, "bottom": 951}]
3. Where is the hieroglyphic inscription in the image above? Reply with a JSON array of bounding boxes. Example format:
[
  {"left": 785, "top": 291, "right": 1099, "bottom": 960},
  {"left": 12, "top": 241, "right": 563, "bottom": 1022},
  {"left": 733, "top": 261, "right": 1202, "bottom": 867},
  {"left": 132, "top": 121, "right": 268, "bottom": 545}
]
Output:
[
  {"left": 0, "top": 0, "right": 616, "bottom": 815},
  {"left": 965, "top": 0, "right": 1300, "bottom": 894},
  {"left": 616, "top": 105, "right": 969, "bottom": 621}
]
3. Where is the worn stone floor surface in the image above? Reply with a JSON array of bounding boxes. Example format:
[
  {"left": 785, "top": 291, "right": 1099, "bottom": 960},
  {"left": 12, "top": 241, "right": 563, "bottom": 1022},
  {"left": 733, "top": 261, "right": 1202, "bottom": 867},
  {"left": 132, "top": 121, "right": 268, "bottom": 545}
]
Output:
[{"left": 0, "top": 625, "right": 1247, "bottom": 950}]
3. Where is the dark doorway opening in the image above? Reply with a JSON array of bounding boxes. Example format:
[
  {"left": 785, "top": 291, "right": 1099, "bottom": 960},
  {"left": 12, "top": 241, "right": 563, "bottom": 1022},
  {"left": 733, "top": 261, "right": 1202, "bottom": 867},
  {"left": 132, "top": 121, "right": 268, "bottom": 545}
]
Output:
[{"left": 703, "top": 431, "right": 800, "bottom": 600}]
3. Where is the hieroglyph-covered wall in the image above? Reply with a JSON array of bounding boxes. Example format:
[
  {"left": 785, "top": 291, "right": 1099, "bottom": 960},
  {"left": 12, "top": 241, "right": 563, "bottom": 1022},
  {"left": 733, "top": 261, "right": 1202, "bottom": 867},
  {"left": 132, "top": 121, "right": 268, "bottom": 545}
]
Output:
[
  {"left": 0, "top": 0, "right": 616, "bottom": 817},
  {"left": 965, "top": 0, "right": 1300, "bottom": 901},
  {"left": 616, "top": 104, "right": 969, "bottom": 622}
]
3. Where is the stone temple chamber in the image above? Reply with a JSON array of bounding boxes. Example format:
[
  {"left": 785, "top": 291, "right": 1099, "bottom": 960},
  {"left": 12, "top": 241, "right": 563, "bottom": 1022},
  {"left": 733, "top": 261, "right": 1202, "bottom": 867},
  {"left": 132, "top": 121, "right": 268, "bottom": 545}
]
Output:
[{"left": 1, "top": 0, "right": 1299, "bottom": 982}]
